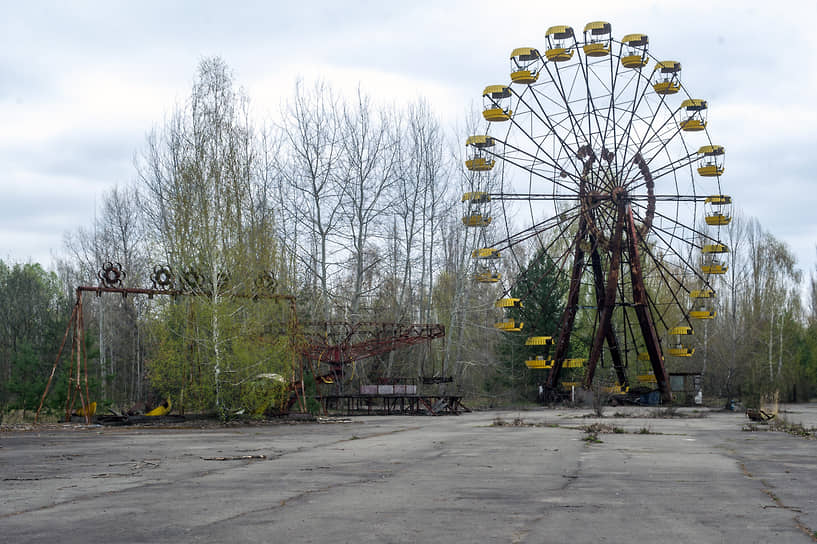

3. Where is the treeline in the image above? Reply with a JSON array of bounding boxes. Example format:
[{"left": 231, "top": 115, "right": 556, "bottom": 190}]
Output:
[
  {"left": 5, "top": 57, "right": 487, "bottom": 414},
  {"left": 699, "top": 214, "right": 817, "bottom": 404},
  {"left": 1, "top": 57, "right": 815, "bottom": 414}
]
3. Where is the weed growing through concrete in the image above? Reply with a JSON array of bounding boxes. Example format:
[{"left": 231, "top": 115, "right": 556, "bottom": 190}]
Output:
[
  {"left": 769, "top": 417, "right": 816, "bottom": 439},
  {"left": 491, "top": 416, "right": 558, "bottom": 428},
  {"left": 492, "top": 416, "right": 525, "bottom": 427},
  {"left": 583, "top": 431, "right": 603, "bottom": 444},
  {"left": 582, "top": 422, "right": 624, "bottom": 435}
]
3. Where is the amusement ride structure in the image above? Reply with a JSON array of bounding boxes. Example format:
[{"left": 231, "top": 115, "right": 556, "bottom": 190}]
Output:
[{"left": 464, "top": 22, "right": 731, "bottom": 402}]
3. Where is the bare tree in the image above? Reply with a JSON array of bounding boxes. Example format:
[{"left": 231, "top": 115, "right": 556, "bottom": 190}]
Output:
[
  {"left": 338, "top": 89, "right": 397, "bottom": 319},
  {"left": 278, "top": 79, "right": 345, "bottom": 322},
  {"left": 62, "top": 185, "right": 149, "bottom": 405}
]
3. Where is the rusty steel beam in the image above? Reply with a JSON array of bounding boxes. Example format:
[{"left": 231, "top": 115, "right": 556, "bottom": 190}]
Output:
[
  {"left": 589, "top": 243, "right": 628, "bottom": 388},
  {"left": 583, "top": 201, "right": 626, "bottom": 389},
  {"left": 625, "top": 206, "right": 671, "bottom": 403},
  {"left": 546, "top": 216, "right": 588, "bottom": 390},
  {"left": 75, "top": 285, "right": 295, "bottom": 301},
  {"left": 301, "top": 322, "right": 445, "bottom": 365}
]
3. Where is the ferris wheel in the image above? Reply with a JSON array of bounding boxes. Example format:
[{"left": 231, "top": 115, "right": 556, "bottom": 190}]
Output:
[{"left": 463, "top": 22, "right": 731, "bottom": 402}]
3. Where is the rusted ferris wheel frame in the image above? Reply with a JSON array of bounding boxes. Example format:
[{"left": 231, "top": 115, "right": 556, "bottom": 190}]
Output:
[{"left": 464, "top": 23, "right": 729, "bottom": 402}]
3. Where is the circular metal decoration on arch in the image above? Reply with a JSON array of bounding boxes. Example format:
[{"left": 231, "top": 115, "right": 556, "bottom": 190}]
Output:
[{"left": 463, "top": 22, "right": 731, "bottom": 402}]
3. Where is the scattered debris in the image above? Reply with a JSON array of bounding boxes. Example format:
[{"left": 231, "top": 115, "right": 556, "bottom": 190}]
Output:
[
  {"left": 490, "top": 416, "right": 558, "bottom": 428},
  {"left": 96, "top": 414, "right": 187, "bottom": 426},
  {"left": 201, "top": 454, "right": 267, "bottom": 461},
  {"left": 582, "top": 422, "right": 624, "bottom": 434},
  {"left": 316, "top": 417, "right": 353, "bottom": 424},
  {"left": 769, "top": 418, "right": 816, "bottom": 439},
  {"left": 746, "top": 409, "right": 775, "bottom": 422}
]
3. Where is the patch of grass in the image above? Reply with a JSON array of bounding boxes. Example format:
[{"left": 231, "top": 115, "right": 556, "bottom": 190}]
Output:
[{"left": 583, "top": 431, "right": 603, "bottom": 444}]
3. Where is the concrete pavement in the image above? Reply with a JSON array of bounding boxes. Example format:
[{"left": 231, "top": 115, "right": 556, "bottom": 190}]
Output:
[{"left": 1, "top": 406, "right": 816, "bottom": 543}]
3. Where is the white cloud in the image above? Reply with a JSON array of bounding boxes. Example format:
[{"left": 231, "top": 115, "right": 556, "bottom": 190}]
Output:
[{"left": 1, "top": 0, "right": 815, "bottom": 279}]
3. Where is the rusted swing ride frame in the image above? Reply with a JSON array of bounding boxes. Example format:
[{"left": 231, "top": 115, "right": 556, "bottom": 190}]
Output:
[
  {"left": 35, "top": 263, "right": 448, "bottom": 423},
  {"left": 35, "top": 263, "right": 300, "bottom": 423}
]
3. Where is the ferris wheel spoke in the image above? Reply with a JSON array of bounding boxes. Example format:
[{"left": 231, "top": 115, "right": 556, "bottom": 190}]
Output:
[
  {"left": 613, "top": 66, "right": 655, "bottom": 171},
  {"left": 628, "top": 194, "right": 701, "bottom": 202},
  {"left": 632, "top": 201, "right": 719, "bottom": 245},
  {"left": 620, "top": 87, "right": 676, "bottom": 169},
  {"left": 622, "top": 101, "right": 691, "bottom": 190},
  {"left": 511, "top": 88, "right": 583, "bottom": 172},
  {"left": 494, "top": 151, "right": 578, "bottom": 199},
  {"left": 619, "top": 108, "right": 687, "bottom": 190},
  {"left": 631, "top": 207, "right": 697, "bottom": 255},
  {"left": 485, "top": 127, "right": 578, "bottom": 187},
  {"left": 626, "top": 153, "right": 696, "bottom": 194},
  {"left": 487, "top": 137, "right": 583, "bottom": 194},
  {"left": 542, "top": 62, "right": 596, "bottom": 155},
  {"left": 504, "top": 229, "right": 578, "bottom": 300},
  {"left": 492, "top": 193, "right": 582, "bottom": 201},
  {"left": 638, "top": 241, "right": 696, "bottom": 330},
  {"left": 630, "top": 207, "right": 710, "bottom": 287},
  {"left": 493, "top": 202, "right": 583, "bottom": 251},
  {"left": 601, "top": 42, "right": 631, "bottom": 166},
  {"left": 577, "top": 58, "right": 608, "bottom": 149}
]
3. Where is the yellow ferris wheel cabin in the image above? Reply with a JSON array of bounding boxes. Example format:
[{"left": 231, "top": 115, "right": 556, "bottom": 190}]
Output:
[
  {"left": 461, "top": 191, "right": 491, "bottom": 203},
  {"left": 525, "top": 336, "right": 554, "bottom": 346},
  {"left": 495, "top": 318, "right": 524, "bottom": 332},
  {"left": 545, "top": 25, "right": 575, "bottom": 62},
  {"left": 583, "top": 21, "right": 612, "bottom": 57},
  {"left": 474, "top": 270, "right": 501, "bottom": 283},
  {"left": 496, "top": 297, "right": 523, "bottom": 308},
  {"left": 621, "top": 33, "right": 649, "bottom": 68},
  {"left": 697, "top": 145, "right": 725, "bottom": 177},
  {"left": 472, "top": 248, "right": 500, "bottom": 259},
  {"left": 705, "top": 194, "right": 732, "bottom": 225},
  {"left": 465, "top": 135, "right": 496, "bottom": 171},
  {"left": 680, "top": 99, "right": 708, "bottom": 131},
  {"left": 482, "top": 85, "right": 513, "bottom": 122},
  {"left": 510, "top": 47, "right": 541, "bottom": 84},
  {"left": 652, "top": 61, "right": 681, "bottom": 94}
]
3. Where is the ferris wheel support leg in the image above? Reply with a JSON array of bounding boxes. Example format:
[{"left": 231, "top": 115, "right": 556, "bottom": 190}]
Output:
[
  {"left": 589, "top": 244, "right": 628, "bottom": 388},
  {"left": 546, "top": 219, "right": 588, "bottom": 392},
  {"left": 583, "top": 204, "right": 627, "bottom": 390},
  {"left": 625, "top": 206, "right": 672, "bottom": 404}
]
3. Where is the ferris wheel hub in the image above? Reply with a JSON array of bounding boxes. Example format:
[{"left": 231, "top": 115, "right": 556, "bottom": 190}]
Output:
[{"left": 610, "top": 186, "right": 627, "bottom": 203}]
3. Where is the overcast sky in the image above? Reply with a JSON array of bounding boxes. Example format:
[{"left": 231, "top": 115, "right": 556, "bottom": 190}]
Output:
[{"left": 2, "top": 1, "right": 816, "bottom": 281}]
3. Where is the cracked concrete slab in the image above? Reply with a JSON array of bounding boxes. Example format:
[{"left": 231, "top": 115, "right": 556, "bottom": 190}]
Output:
[{"left": 1, "top": 406, "right": 816, "bottom": 542}]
